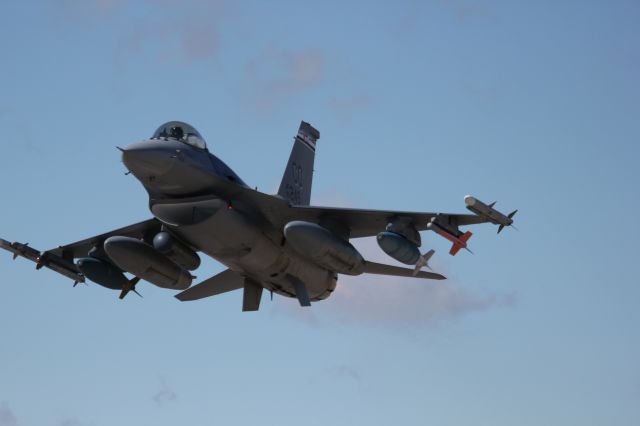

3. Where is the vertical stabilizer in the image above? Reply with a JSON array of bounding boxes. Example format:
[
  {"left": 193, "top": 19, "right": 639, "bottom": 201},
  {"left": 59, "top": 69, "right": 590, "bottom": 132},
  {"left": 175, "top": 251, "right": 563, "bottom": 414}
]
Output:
[{"left": 277, "top": 121, "right": 319, "bottom": 205}]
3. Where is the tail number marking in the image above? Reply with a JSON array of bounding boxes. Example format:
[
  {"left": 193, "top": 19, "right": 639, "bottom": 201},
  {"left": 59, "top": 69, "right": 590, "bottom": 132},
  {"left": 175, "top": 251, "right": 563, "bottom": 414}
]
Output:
[{"left": 285, "top": 162, "right": 303, "bottom": 204}]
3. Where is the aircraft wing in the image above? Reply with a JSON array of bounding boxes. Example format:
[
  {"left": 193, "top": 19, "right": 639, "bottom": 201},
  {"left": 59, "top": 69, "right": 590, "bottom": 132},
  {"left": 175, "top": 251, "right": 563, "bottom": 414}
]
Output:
[
  {"left": 1, "top": 218, "right": 161, "bottom": 283},
  {"left": 47, "top": 218, "right": 162, "bottom": 258},
  {"left": 193, "top": 169, "right": 489, "bottom": 239},
  {"left": 175, "top": 269, "right": 244, "bottom": 301},
  {"left": 285, "top": 205, "right": 488, "bottom": 238}
]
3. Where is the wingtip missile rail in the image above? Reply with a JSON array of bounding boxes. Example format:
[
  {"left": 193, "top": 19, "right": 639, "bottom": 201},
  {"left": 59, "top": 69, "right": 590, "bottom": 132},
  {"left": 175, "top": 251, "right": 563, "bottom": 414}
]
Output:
[
  {"left": 0, "top": 238, "right": 84, "bottom": 283},
  {"left": 464, "top": 195, "right": 517, "bottom": 233},
  {"left": 0, "top": 238, "right": 38, "bottom": 261}
]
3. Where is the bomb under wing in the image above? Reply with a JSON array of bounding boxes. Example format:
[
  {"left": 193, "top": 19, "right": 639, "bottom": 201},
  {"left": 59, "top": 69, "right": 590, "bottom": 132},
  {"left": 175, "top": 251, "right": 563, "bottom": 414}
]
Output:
[{"left": 464, "top": 195, "right": 517, "bottom": 233}]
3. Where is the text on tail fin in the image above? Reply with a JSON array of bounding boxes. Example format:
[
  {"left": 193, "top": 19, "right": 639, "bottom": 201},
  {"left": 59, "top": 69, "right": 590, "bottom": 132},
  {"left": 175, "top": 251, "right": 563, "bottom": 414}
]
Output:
[{"left": 277, "top": 121, "right": 320, "bottom": 205}]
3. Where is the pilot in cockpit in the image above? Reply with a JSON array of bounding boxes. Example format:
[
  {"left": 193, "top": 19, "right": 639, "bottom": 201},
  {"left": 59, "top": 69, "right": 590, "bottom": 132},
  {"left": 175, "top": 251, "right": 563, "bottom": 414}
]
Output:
[
  {"left": 151, "top": 121, "right": 207, "bottom": 149},
  {"left": 169, "top": 125, "right": 184, "bottom": 140}
]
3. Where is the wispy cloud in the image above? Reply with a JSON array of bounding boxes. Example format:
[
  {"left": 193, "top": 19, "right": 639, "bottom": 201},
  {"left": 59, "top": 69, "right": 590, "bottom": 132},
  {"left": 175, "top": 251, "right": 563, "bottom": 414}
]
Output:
[
  {"left": 270, "top": 296, "right": 320, "bottom": 327},
  {"left": 244, "top": 47, "right": 325, "bottom": 111},
  {"left": 329, "top": 272, "right": 516, "bottom": 327},
  {"left": 328, "top": 364, "right": 362, "bottom": 385},
  {"left": 325, "top": 237, "right": 515, "bottom": 327},
  {"left": 0, "top": 402, "right": 17, "bottom": 426},
  {"left": 388, "top": 0, "right": 426, "bottom": 34},
  {"left": 390, "top": 0, "right": 492, "bottom": 35},
  {"left": 271, "top": 236, "right": 515, "bottom": 329},
  {"left": 152, "top": 378, "right": 177, "bottom": 406},
  {"left": 117, "top": 3, "right": 226, "bottom": 64},
  {"left": 53, "top": 0, "right": 129, "bottom": 19},
  {"left": 328, "top": 92, "right": 374, "bottom": 119},
  {"left": 54, "top": 0, "right": 227, "bottom": 63},
  {"left": 439, "top": 0, "right": 494, "bottom": 24},
  {"left": 391, "top": 0, "right": 493, "bottom": 33},
  {"left": 59, "top": 417, "right": 86, "bottom": 426}
]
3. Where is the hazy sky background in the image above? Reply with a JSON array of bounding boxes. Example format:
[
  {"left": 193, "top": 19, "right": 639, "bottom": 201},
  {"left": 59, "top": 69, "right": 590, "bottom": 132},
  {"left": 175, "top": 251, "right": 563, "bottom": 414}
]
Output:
[{"left": 1, "top": 1, "right": 639, "bottom": 425}]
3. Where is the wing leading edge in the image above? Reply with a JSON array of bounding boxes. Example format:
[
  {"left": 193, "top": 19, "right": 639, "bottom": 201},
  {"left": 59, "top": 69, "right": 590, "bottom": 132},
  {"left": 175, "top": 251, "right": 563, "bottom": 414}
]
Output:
[
  {"left": 47, "top": 218, "right": 162, "bottom": 259},
  {"left": 284, "top": 205, "right": 488, "bottom": 239},
  {"left": 161, "top": 161, "right": 488, "bottom": 241},
  {"left": 1, "top": 219, "right": 162, "bottom": 284}
]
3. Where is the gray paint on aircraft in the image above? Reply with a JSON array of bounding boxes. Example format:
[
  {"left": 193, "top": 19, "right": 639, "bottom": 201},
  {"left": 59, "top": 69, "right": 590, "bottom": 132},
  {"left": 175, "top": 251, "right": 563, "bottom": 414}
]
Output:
[{"left": 1, "top": 120, "right": 514, "bottom": 311}]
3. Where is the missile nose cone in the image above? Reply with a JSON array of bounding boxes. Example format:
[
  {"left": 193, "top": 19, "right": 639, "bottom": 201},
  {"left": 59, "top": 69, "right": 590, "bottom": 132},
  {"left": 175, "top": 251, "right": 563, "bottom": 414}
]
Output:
[
  {"left": 121, "top": 140, "right": 174, "bottom": 177},
  {"left": 464, "top": 195, "right": 476, "bottom": 207}
]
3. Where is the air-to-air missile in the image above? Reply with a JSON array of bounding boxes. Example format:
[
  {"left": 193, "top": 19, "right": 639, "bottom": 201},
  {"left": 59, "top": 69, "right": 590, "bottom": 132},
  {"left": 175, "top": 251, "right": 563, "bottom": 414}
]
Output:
[
  {"left": 0, "top": 238, "right": 84, "bottom": 283},
  {"left": 464, "top": 195, "right": 517, "bottom": 233}
]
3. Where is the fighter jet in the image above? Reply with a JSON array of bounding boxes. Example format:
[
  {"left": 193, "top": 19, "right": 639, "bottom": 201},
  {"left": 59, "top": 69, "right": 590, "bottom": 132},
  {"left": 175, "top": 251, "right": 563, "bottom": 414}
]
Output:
[{"left": 1, "top": 121, "right": 516, "bottom": 310}]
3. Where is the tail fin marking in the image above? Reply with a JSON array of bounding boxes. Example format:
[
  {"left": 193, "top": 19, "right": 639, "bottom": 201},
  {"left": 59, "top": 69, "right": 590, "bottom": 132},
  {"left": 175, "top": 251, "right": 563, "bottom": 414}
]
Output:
[{"left": 277, "top": 121, "right": 319, "bottom": 206}]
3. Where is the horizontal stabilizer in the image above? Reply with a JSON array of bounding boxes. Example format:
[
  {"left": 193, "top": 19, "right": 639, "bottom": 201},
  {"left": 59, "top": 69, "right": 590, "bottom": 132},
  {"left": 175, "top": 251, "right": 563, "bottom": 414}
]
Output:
[
  {"left": 175, "top": 269, "right": 244, "bottom": 301},
  {"left": 363, "top": 260, "right": 445, "bottom": 280}
]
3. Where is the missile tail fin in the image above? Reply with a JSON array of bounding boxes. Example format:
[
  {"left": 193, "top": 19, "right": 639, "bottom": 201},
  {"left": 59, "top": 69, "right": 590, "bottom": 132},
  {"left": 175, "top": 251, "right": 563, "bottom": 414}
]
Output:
[
  {"left": 449, "top": 231, "right": 472, "bottom": 256},
  {"left": 413, "top": 249, "right": 435, "bottom": 276},
  {"left": 119, "top": 276, "right": 141, "bottom": 300},
  {"left": 497, "top": 210, "right": 517, "bottom": 233},
  {"left": 489, "top": 201, "right": 497, "bottom": 208}
]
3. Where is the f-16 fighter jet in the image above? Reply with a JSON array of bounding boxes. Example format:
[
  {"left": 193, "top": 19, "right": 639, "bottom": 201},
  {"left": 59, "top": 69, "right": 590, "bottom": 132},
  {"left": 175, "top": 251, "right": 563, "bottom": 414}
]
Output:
[{"left": 1, "top": 121, "right": 516, "bottom": 310}]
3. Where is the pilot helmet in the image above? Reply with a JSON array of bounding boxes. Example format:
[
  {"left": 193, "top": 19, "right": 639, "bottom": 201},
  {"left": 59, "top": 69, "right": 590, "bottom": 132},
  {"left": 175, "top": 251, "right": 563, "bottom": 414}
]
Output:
[{"left": 169, "top": 125, "right": 184, "bottom": 139}]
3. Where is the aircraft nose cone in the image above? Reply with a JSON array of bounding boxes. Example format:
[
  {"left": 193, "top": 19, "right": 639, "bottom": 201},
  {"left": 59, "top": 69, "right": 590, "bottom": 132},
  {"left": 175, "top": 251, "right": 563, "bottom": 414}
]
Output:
[{"left": 122, "top": 140, "right": 174, "bottom": 177}]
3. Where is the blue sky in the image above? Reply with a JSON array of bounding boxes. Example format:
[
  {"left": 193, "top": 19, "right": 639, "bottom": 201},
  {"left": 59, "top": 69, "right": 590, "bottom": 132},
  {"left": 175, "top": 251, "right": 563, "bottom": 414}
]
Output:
[{"left": 1, "top": 1, "right": 639, "bottom": 425}]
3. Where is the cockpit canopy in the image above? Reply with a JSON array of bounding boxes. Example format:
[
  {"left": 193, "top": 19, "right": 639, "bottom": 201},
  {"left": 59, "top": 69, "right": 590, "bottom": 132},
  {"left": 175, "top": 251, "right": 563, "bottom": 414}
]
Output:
[{"left": 151, "top": 121, "right": 207, "bottom": 150}]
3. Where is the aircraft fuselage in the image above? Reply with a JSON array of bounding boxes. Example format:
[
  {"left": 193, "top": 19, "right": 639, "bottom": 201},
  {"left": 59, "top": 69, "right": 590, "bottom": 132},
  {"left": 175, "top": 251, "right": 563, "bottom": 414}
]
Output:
[{"left": 122, "top": 136, "right": 336, "bottom": 302}]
